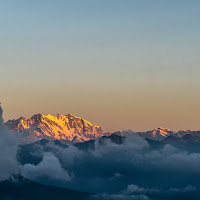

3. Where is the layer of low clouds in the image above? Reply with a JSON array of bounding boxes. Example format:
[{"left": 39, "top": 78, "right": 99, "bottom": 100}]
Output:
[{"left": 19, "top": 133, "right": 200, "bottom": 199}]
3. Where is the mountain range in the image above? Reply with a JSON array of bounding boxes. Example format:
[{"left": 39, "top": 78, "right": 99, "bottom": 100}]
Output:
[
  {"left": 5, "top": 113, "right": 105, "bottom": 144},
  {"left": 5, "top": 113, "right": 200, "bottom": 144}
]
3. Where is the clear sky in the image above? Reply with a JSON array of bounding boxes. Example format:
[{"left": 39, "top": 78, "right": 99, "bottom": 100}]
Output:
[{"left": 0, "top": 0, "right": 200, "bottom": 132}]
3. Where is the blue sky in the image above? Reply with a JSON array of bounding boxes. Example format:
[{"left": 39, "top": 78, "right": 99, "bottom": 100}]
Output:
[{"left": 0, "top": 0, "right": 200, "bottom": 132}]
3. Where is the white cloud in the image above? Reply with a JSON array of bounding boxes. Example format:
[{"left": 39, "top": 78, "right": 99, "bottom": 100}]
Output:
[{"left": 21, "top": 152, "right": 71, "bottom": 182}]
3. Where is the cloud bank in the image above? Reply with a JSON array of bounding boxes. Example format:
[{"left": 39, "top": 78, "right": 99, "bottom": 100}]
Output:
[{"left": 18, "top": 133, "right": 200, "bottom": 200}]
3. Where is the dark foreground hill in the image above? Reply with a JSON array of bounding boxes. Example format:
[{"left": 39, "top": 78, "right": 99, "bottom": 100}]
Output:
[{"left": 0, "top": 174, "right": 91, "bottom": 200}]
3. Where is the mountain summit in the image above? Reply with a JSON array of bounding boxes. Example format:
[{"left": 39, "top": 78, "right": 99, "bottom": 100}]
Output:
[
  {"left": 137, "top": 127, "right": 175, "bottom": 141},
  {"left": 5, "top": 114, "right": 103, "bottom": 144}
]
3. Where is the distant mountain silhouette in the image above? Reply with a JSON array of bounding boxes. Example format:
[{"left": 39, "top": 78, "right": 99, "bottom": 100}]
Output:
[
  {"left": 146, "top": 134, "right": 200, "bottom": 153},
  {"left": 74, "top": 133, "right": 125, "bottom": 151},
  {"left": 17, "top": 134, "right": 125, "bottom": 165}
]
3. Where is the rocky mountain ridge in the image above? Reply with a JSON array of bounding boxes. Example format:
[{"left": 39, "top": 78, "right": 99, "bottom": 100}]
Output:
[
  {"left": 136, "top": 127, "right": 200, "bottom": 141},
  {"left": 5, "top": 113, "right": 104, "bottom": 144}
]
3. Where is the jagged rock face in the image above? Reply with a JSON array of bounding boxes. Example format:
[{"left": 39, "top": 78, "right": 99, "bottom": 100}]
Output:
[
  {"left": 137, "top": 127, "right": 175, "bottom": 141},
  {"left": 5, "top": 114, "right": 103, "bottom": 144}
]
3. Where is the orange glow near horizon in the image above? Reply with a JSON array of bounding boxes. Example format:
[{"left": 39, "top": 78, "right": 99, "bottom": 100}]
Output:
[{"left": 2, "top": 79, "right": 200, "bottom": 133}]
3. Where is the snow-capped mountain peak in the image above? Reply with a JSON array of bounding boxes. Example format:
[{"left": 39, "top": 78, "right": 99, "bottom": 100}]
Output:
[
  {"left": 137, "top": 127, "right": 175, "bottom": 140},
  {"left": 5, "top": 113, "right": 103, "bottom": 144}
]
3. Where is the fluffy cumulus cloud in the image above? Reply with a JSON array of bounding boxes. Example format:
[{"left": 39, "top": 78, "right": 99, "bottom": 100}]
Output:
[
  {"left": 0, "top": 105, "right": 18, "bottom": 181},
  {"left": 123, "top": 184, "right": 159, "bottom": 194},
  {"left": 21, "top": 152, "right": 71, "bottom": 183}
]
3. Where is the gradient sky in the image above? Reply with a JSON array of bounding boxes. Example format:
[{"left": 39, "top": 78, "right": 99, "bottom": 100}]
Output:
[{"left": 0, "top": 0, "right": 200, "bottom": 132}]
